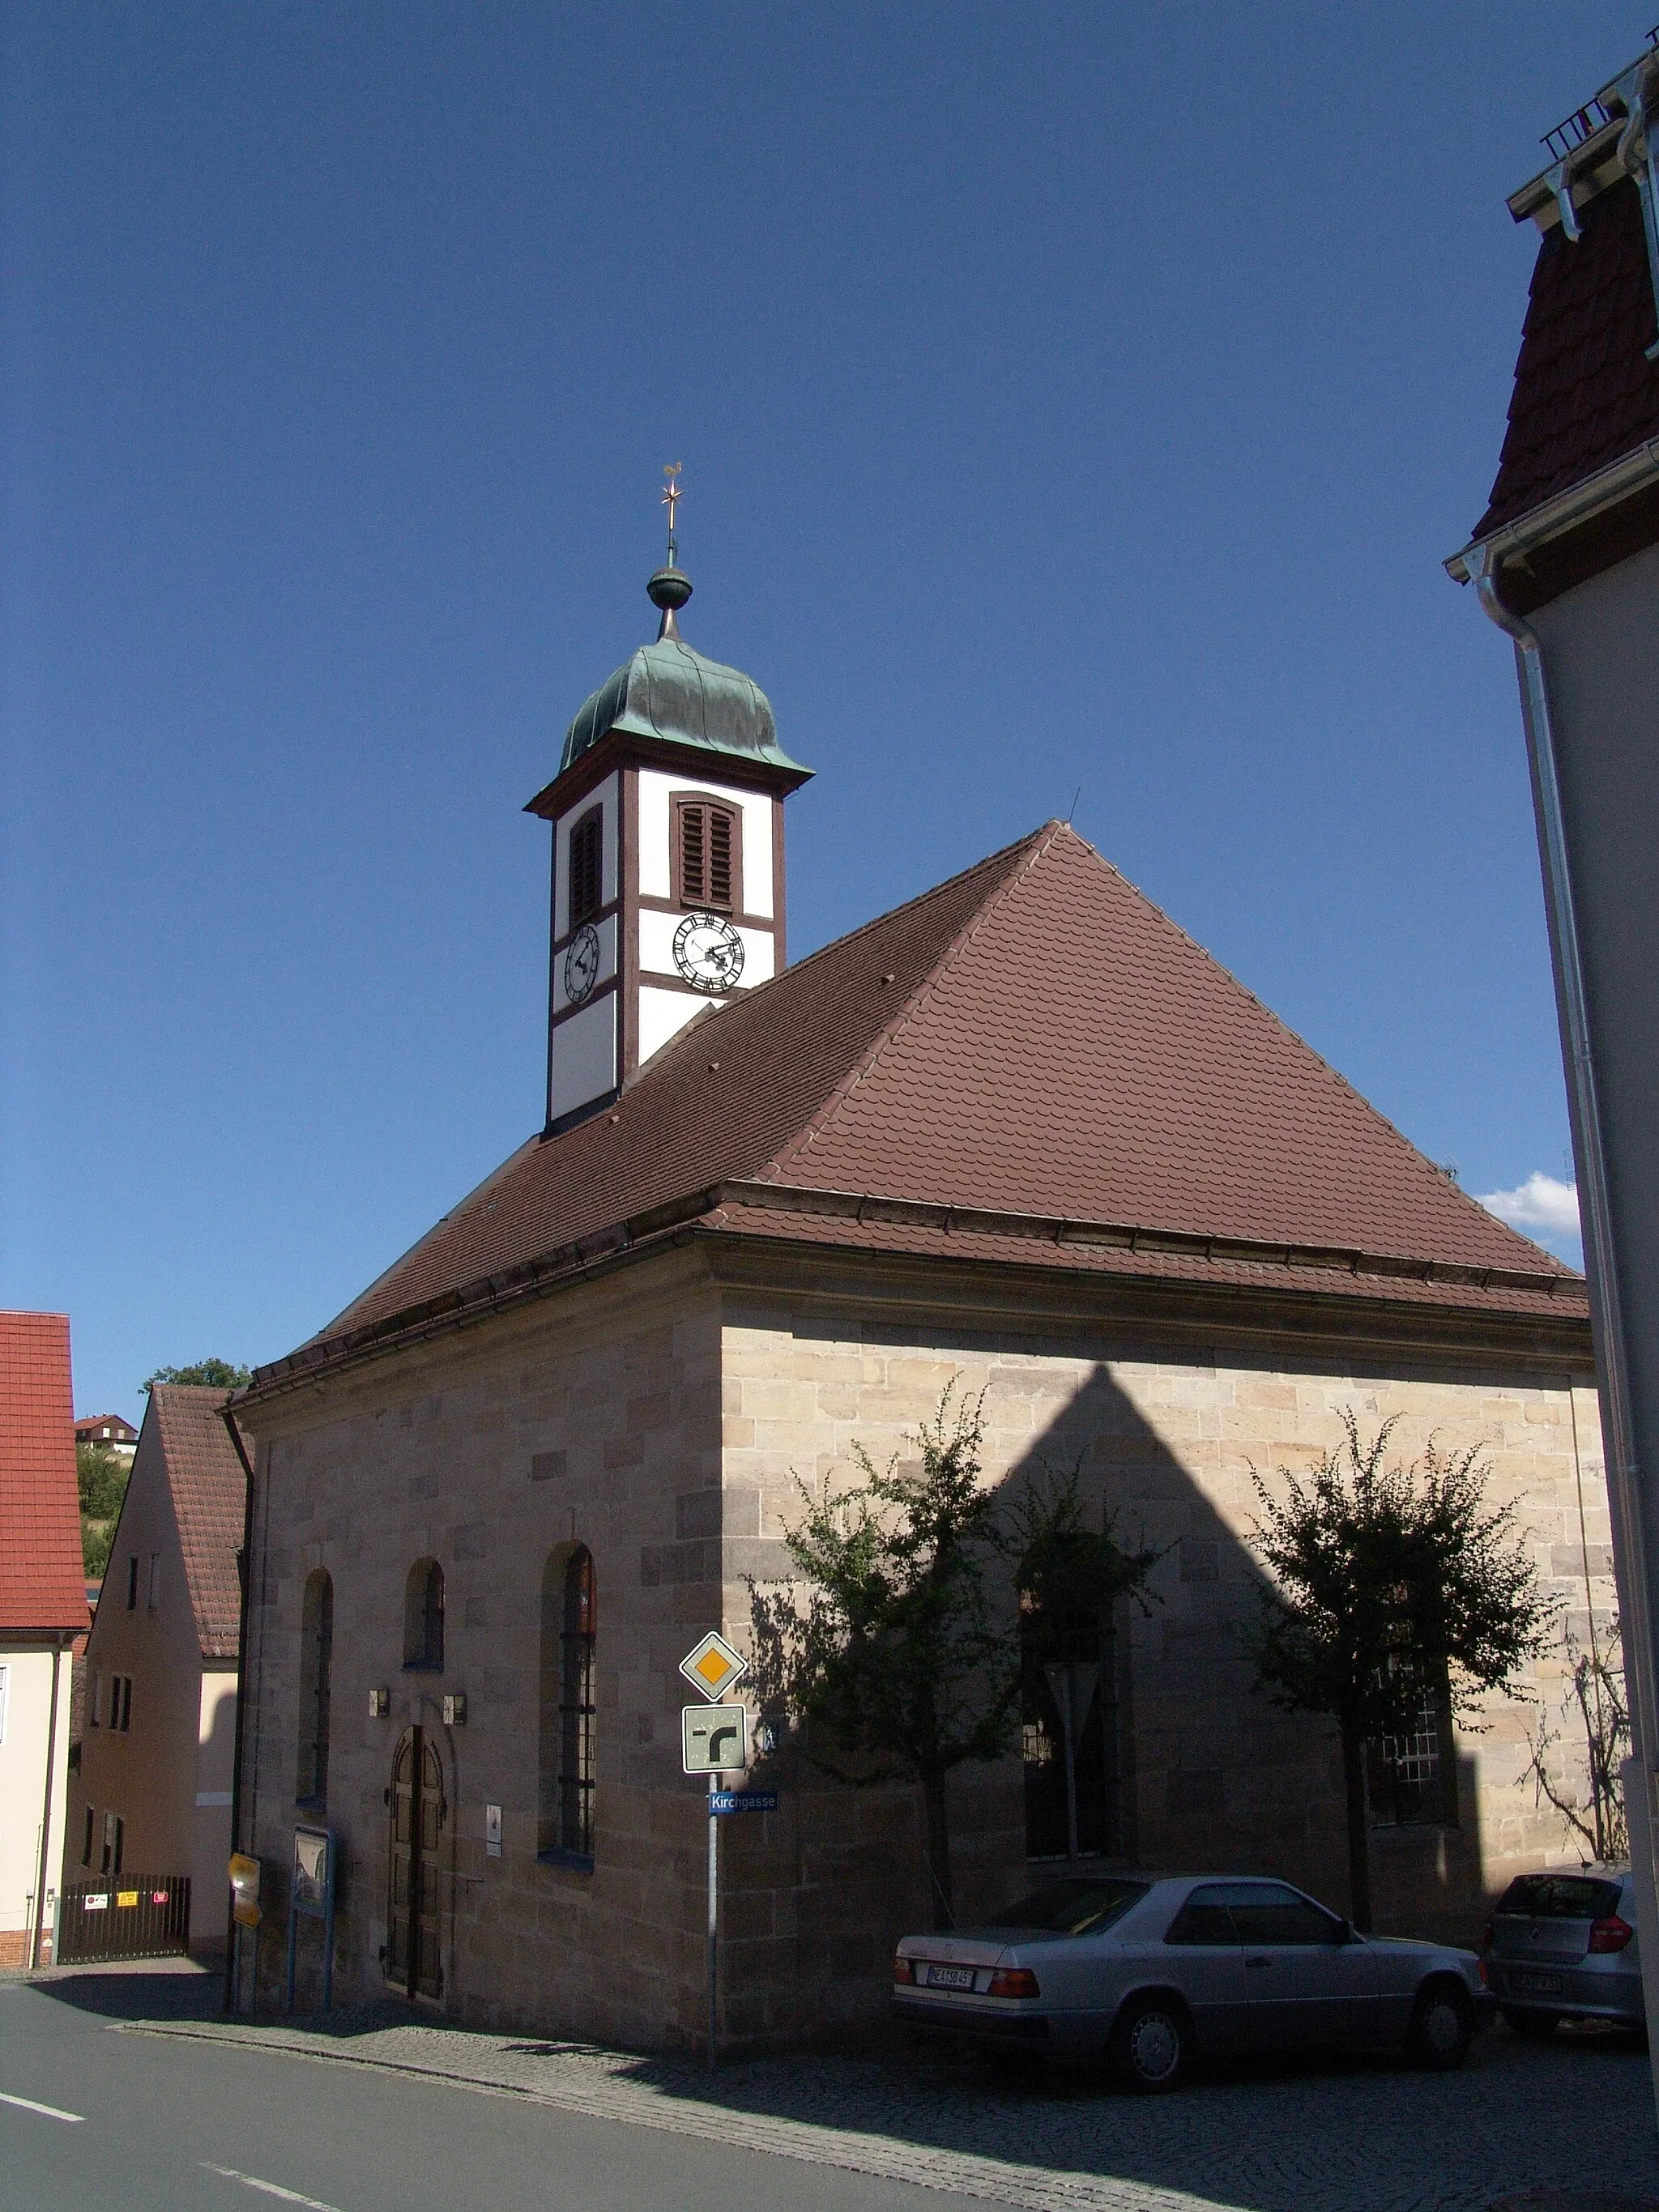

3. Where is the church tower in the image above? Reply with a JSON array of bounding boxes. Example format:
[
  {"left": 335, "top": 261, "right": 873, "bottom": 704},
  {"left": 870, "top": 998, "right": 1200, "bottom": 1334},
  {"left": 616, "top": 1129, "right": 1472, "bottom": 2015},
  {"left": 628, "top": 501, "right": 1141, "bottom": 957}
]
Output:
[{"left": 526, "top": 484, "right": 812, "bottom": 1134}]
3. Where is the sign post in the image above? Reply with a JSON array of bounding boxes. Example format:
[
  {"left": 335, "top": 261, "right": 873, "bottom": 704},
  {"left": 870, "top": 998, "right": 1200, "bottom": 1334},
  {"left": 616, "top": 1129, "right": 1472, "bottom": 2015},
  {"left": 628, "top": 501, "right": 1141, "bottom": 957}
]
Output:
[
  {"left": 680, "top": 1632, "right": 748, "bottom": 2071},
  {"left": 285, "top": 1826, "right": 335, "bottom": 2015}
]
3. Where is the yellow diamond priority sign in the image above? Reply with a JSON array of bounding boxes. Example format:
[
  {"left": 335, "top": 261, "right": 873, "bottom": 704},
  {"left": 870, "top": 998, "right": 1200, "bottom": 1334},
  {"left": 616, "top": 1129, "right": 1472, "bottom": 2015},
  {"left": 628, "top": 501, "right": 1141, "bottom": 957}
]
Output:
[{"left": 680, "top": 1630, "right": 746, "bottom": 1703}]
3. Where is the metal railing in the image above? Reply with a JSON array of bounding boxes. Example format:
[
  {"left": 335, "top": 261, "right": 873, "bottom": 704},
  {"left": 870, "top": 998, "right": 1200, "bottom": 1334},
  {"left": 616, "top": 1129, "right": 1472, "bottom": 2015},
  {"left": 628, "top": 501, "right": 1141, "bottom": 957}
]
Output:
[{"left": 54, "top": 1875, "right": 191, "bottom": 1965}]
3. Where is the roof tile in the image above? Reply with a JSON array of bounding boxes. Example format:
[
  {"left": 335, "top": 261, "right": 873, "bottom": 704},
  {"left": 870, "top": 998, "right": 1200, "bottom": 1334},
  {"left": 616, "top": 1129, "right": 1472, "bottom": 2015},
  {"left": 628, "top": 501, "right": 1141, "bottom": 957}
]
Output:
[
  {"left": 0, "top": 1312, "right": 92, "bottom": 1635},
  {"left": 275, "top": 825, "right": 1577, "bottom": 1378}
]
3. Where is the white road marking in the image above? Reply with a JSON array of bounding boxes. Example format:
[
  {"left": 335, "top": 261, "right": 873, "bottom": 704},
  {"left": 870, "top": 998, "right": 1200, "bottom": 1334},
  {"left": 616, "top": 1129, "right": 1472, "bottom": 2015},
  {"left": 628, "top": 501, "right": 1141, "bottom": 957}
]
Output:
[
  {"left": 0, "top": 2090, "right": 85, "bottom": 2122},
  {"left": 203, "top": 2164, "right": 344, "bottom": 2210}
]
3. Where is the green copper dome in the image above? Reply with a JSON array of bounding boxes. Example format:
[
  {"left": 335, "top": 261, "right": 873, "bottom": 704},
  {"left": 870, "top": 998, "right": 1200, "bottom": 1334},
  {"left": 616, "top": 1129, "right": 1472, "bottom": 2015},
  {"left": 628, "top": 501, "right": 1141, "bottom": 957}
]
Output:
[{"left": 559, "top": 569, "right": 809, "bottom": 780}]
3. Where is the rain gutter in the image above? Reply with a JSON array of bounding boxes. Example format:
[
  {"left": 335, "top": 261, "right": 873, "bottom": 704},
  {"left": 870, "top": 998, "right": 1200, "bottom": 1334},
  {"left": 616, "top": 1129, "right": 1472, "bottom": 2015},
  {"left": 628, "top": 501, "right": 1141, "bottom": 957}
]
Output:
[{"left": 1444, "top": 441, "right": 1659, "bottom": 586}]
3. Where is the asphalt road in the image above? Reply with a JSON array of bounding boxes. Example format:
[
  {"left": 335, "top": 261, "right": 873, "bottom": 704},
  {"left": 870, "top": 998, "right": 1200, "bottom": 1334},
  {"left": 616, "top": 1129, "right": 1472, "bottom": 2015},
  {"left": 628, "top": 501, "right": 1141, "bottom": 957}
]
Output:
[{"left": 0, "top": 1977, "right": 978, "bottom": 2212}]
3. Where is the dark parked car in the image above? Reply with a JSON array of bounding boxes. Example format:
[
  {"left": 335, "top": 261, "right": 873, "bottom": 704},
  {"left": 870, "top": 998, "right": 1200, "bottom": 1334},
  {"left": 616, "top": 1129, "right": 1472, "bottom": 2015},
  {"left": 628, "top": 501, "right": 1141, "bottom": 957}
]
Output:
[
  {"left": 1482, "top": 1867, "right": 1644, "bottom": 2036},
  {"left": 892, "top": 1873, "right": 1492, "bottom": 2091}
]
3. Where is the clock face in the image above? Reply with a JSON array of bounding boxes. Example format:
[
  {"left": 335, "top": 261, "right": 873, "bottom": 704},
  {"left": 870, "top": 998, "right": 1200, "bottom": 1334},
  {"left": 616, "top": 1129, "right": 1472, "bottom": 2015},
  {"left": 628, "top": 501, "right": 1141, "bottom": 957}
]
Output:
[
  {"left": 563, "top": 922, "right": 601, "bottom": 1006},
  {"left": 673, "top": 911, "right": 744, "bottom": 995}
]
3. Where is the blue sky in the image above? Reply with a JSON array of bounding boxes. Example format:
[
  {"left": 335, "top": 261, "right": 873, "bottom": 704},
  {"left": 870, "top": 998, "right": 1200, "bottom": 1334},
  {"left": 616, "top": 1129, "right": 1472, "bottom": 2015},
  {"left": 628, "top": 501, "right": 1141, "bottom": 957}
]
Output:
[{"left": 2, "top": 4, "right": 1626, "bottom": 1419}]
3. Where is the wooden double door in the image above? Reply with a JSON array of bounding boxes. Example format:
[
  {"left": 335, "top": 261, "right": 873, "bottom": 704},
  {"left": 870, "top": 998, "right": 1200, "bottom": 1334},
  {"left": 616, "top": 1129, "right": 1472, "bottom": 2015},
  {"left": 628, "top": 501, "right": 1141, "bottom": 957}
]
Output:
[{"left": 386, "top": 1727, "right": 446, "bottom": 2001}]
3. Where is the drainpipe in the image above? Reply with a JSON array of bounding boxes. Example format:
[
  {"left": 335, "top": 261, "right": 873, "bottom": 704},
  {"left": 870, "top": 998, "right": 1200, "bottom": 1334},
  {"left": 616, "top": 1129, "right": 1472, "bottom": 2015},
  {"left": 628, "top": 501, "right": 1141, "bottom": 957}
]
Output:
[
  {"left": 30, "top": 1635, "right": 65, "bottom": 1971},
  {"left": 222, "top": 1406, "right": 257, "bottom": 2012},
  {"left": 1464, "top": 545, "right": 1659, "bottom": 2080}
]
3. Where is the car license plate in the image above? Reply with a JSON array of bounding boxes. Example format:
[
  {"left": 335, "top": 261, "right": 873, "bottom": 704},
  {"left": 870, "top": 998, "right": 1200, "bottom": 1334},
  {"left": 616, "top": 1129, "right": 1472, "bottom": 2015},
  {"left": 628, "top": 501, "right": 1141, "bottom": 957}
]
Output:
[
  {"left": 925, "top": 1964, "right": 975, "bottom": 1991},
  {"left": 1512, "top": 1971, "right": 1563, "bottom": 1995}
]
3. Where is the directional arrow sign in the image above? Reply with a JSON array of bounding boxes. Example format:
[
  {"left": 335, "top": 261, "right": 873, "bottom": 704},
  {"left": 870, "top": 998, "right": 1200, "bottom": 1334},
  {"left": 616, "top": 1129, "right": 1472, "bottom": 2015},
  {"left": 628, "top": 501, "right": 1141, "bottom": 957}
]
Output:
[
  {"left": 679, "top": 1630, "right": 746, "bottom": 1703},
  {"left": 682, "top": 1704, "right": 748, "bottom": 1774}
]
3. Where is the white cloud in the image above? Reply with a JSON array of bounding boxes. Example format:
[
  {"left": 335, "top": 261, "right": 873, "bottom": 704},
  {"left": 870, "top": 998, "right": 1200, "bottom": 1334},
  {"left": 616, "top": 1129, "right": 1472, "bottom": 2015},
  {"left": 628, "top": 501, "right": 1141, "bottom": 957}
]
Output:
[{"left": 1478, "top": 1172, "right": 1581, "bottom": 1241}]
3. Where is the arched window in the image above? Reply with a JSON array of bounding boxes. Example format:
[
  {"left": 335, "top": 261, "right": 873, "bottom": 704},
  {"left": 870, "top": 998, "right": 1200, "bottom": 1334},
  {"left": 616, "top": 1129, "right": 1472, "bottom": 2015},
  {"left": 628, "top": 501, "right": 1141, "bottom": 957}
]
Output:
[
  {"left": 296, "top": 1568, "right": 334, "bottom": 1805},
  {"left": 1018, "top": 1546, "right": 1120, "bottom": 1862},
  {"left": 403, "top": 1558, "right": 445, "bottom": 1672},
  {"left": 539, "top": 1546, "right": 596, "bottom": 1864}
]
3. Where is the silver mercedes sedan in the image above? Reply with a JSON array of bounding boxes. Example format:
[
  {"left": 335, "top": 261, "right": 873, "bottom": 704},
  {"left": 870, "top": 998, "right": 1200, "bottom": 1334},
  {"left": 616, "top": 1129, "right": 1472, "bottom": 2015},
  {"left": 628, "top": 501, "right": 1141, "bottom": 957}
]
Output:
[{"left": 892, "top": 1873, "right": 1493, "bottom": 2091}]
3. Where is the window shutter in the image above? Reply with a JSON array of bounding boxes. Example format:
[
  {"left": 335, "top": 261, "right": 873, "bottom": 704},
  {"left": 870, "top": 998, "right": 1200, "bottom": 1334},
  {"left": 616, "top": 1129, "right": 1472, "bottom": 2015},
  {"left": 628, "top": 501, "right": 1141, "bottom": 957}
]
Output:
[
  {"left": 680, "top": 803, "right": 706, "bottom": 905},
  {"left": 569, "top": 811, "right": 602, "bottom": 927},
  {"left": 709, "top": 808, "right": 733, "bottom": 909}
]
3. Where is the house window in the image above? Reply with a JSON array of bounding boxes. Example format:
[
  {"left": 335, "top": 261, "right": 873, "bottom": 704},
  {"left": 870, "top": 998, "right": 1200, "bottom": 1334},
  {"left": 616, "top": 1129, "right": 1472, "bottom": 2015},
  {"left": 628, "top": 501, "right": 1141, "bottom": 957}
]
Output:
[
  {"left": 568, "top": 808, "right": 603, "bottom": 929},
  {"left": 1367, "top": 1665, "right": 1459, "bottom": 1827},
  {"left": 403, "top": 1558, "right": 445, "bottom": 1672},
  {"left": 147, "top": 1554, "right": 160, "bottom": 1609},
  {"left": 81, "top": 1806, "right": 94, "bottom": 1868},
  {"left": 539, "top": 1546, "right": 596, "bottom": 1864},
  {"left": 673, "top": 796, "right": 740, "bottom": 913},
  {"left": 126, "top": 1555, "right": 139, "bottom": 1610},
  {"left": 101, "top": 1812, "right": 124, "bottom": 1875},
  {"left": 1018, "top": 1584, "right": 1120, "bottom": 1860},
  {"left": 107, "top": 1675, "right": 132, "bottom": 1733},
  {"left": 89, "top": 1670, "right": 100, "bottom": 1728},
  {"left": 296, "top": 1569, "right": 334, "bottom": 1805}
]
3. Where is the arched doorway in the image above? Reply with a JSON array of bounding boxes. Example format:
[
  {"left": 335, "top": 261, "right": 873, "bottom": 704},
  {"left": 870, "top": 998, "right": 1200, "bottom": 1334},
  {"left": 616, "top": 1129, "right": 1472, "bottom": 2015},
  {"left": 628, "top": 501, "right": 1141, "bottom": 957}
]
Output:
[{"left": 386, "top": 1727, "right": 446, "bottom": 2000}]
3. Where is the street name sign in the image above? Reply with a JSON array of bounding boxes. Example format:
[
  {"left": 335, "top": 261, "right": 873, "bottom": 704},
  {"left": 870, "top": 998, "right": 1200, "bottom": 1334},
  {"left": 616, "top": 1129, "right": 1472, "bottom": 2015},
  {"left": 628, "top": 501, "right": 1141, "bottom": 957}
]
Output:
[{"left": 711, "top": 1791, "right": 778, "bottom": 1815}]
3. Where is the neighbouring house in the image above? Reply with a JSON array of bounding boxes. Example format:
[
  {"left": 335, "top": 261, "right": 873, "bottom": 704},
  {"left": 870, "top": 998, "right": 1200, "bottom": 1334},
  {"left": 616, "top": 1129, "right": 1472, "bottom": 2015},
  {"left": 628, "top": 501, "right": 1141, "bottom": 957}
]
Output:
[
  {"left": 65, "top": 1386, "right": 248, "bottom": 1954},
  {"left": 1445, "top": 39, "right": 1659, "bottom": 1887},
  {"left": 0, "top": 1312, "right": 90, "bottom": 1967},
  {"left": 231, "top": 557, "right": 1605, "bottom": 2052},
  {"left": 75, "top": 1413, "right": 139, "bottom": 1465}
]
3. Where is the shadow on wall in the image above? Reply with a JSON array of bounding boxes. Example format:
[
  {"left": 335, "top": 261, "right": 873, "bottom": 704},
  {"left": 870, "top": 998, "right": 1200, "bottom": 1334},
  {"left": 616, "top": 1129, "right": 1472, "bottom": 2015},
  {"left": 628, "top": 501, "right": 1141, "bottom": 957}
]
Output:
[{"left": 740, "top": 1353, "right": 1491, "bottom": 2035}]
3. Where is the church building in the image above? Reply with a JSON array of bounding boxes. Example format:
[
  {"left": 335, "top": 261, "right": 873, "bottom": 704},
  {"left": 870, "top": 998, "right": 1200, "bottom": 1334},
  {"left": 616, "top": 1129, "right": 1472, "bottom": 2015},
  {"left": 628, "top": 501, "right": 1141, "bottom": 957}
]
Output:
[{"left": 232, "top": 536, "right": 1604, "bottom": 2051}]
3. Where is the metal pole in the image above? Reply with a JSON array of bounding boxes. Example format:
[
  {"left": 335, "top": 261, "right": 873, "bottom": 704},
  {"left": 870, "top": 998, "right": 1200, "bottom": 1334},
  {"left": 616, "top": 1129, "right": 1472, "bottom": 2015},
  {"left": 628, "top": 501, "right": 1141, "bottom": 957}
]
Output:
[
  {"left": 1059, "top": 1677, "right": 1080, "bottom": 1861},
  {"left": 706, "top": 1769, "right": 719, "bottom": 2070}
]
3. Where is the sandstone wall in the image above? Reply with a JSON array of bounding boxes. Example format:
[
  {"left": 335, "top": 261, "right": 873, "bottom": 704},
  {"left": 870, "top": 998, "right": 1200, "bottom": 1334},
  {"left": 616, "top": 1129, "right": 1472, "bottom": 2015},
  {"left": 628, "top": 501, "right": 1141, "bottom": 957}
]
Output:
[{"left": 715, "top": 1298, "right": 1611, "bottom": 2047}]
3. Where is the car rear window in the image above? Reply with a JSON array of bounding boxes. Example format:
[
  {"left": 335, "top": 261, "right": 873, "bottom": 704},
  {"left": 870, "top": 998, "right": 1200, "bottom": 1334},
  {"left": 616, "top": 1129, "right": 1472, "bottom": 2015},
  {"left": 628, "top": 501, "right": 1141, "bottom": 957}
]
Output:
[
  {"left": 1495, "top": 1875, "right": 1623, "bottom": 1920},
  {"left": 985, "top": 1879, "right": 1149, "bottom": 1935}
]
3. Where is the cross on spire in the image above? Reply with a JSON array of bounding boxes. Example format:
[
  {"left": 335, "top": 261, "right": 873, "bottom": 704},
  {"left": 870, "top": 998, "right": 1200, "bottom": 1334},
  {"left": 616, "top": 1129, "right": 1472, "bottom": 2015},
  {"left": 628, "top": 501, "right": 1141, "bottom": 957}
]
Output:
[{"left": 662, "top": 463, "right": 683, "bottom": 567}]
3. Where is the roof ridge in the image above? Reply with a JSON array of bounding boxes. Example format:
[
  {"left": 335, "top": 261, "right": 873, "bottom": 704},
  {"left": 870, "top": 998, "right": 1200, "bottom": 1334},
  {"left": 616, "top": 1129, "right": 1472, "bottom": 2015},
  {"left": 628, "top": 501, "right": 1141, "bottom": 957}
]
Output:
[{"left": 767, "top": 821, "right": 1065, "bottom": 1180}]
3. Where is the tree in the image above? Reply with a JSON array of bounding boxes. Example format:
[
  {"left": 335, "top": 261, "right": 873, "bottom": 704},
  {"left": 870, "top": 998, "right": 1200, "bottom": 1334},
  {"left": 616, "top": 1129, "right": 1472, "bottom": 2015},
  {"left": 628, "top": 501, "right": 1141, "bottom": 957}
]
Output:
[
  {"left": 748, "top": 1386, "right": 1018, "bottom": 1929},
  {"left": 1247, "top": 1412, "right": 1555, "bottom": 1931},
  {"left": 748, "top": 1387, "right": 1166, "bottom": 1928},
  {"left": 142, "top": 1358, "right": 252, "bottom": 1392},
  {"left": 77, "top": 1442, "right": 130, "bottom": 1582},
  {"left": 1520, "top": 1615, "right": 1629, "bottom": 1862}
]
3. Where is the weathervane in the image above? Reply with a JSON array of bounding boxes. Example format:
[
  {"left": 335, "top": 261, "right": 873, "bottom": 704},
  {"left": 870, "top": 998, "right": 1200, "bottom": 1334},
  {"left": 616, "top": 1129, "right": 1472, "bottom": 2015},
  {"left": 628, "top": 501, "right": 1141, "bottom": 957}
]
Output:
[
  {"left": 662, "top": 463, "right": 683, "bottom": 569},
  {"left": 648, "top": 464, "right": 693, "bottom": 640}
]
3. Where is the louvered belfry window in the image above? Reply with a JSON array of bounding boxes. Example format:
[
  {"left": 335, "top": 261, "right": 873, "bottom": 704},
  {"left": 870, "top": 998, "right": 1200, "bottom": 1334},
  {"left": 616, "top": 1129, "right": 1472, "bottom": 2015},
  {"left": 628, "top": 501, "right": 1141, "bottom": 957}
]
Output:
[
  {"left": 675, "top": 797, "right": 740, "bottom": 912},
  {"left": 568, "top": 808, "right": 603, "bottom": 928}
]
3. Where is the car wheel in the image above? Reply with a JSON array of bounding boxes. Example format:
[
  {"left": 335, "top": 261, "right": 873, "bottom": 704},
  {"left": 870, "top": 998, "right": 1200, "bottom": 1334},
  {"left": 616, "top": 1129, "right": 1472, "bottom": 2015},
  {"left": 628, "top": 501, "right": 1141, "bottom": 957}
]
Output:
[
  {"left": 1111, "top": 1996, "right": 1192, "bottom": 2094},
  {"left": 1499, "top": 2006, "right": 1560, "bottom": 2040},
  {"left": 1407, "top": 1979, "right": 1473, "bottom": 2069}
]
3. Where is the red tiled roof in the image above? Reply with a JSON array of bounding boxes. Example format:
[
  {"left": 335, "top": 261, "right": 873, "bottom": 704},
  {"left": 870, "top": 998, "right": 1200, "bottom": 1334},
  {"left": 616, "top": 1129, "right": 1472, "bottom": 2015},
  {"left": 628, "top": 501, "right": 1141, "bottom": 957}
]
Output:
[
  {"left": 75, "top": 1413, "right": 137, "bottom": 1443},
  {"left": 271, "top": 824, "right": 1578, "bottom": 1383},
  {"left": 147, "top": 1387, "right": 247, "bottom": 1662},
  {"left": 0, "top": 1313, "right": 92, "bottom": 1635},
  {"left": 1474, "top": 173, "right": 1659, "bottom": 540}
]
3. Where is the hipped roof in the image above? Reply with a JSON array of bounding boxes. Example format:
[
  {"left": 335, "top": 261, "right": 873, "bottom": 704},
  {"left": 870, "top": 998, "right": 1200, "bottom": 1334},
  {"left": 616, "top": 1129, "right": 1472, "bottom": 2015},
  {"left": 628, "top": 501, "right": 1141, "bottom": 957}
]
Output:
[
  {"left": 0, "top": 1312, "right": 91, "bottom": 1635},
  {"left": 257, "top": 824, "right": 1580, "bottom": 1392}
]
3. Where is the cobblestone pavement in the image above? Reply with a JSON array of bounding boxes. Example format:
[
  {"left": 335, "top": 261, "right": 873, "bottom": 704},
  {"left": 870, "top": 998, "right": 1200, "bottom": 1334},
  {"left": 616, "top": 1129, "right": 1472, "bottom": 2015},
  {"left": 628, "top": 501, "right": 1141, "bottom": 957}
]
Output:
[{"left": 103, "top": 1999, "right": 1658, "bottom": 2212}]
